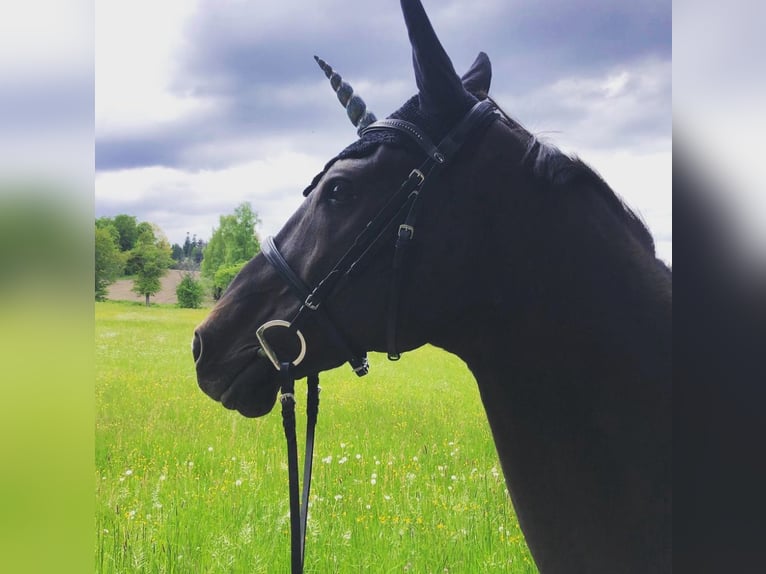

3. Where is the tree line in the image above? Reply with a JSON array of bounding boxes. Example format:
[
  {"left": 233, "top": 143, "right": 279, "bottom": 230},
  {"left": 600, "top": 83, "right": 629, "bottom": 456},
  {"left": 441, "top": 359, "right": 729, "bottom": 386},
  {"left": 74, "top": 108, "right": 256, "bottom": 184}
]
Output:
[{"left": 95, "top": 202, "right": 261, "bottom": 307}]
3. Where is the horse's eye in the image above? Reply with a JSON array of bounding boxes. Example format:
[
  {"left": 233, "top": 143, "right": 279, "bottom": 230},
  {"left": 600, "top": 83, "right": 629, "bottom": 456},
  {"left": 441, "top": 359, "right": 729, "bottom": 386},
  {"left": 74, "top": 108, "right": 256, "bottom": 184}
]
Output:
[{"left": 325, "top": 179, "right": 356, "bottom": 206}]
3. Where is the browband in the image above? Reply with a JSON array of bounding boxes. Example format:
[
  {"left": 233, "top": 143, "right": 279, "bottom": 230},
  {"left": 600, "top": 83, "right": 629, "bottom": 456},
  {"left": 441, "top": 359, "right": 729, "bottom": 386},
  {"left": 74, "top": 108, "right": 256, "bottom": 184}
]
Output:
[
  {"left": 361, "top": 118, "right": 444, "bottom": 163},
  {"left": 361, "top": 99, "right": 498, "bottom": 164}
]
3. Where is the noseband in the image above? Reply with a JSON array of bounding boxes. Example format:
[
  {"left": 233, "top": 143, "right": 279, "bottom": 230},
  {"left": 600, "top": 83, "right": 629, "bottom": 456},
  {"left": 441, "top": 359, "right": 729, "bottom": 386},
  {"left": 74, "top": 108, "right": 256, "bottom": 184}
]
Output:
[{"left": 257, "top": 99, "right": 498, "bottom": 573}]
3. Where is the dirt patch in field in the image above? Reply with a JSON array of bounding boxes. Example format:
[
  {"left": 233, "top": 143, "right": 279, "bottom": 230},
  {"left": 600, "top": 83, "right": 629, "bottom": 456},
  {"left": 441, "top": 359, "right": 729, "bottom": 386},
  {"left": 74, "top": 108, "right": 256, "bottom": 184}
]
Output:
[{"left": 107, "top": 270, "right": 208, "bottom": 305}]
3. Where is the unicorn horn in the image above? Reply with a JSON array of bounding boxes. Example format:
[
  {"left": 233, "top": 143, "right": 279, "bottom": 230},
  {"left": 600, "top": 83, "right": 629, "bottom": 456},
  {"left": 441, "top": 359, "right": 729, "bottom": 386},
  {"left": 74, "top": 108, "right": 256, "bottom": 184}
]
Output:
[{"left": 315, "top": 55, "right": 377, "bottom": 134}]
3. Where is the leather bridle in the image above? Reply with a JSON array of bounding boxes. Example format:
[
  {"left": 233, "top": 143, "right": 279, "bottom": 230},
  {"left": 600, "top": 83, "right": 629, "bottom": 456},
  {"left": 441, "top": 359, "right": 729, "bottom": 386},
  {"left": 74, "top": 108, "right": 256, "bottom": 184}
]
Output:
[{"left": 255, "top": 99, "right": 498, "bottom": 573}]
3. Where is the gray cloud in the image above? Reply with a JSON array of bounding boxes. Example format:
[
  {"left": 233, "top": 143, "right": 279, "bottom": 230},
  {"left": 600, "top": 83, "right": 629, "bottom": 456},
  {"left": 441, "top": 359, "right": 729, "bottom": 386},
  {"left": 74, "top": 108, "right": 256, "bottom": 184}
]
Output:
[
  {"left": 97, "top": 0, "right": 670, "bottom": 172},
  {"left": 507, "top": 57, "right": 671, "bottom": 152}
]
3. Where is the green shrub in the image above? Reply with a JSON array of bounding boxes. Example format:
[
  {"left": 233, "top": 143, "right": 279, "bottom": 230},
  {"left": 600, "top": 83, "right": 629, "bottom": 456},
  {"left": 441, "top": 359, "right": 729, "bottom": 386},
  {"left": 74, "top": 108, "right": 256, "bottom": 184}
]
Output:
[
  {"left": 212, "top": 261, "right": 246, "bottom": 300},
  {"left": 176, "top": 273, "right": 205, "bottom": 308}
]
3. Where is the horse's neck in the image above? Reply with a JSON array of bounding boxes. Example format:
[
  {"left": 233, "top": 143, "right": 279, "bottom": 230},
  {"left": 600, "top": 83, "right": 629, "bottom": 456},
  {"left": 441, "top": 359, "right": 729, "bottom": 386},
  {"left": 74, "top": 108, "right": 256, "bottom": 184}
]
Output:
[
  {"left": 439, "top": 133, "right": 672, "bottom": 572},
  {"left": 458, "top": 268, "right": 670, "bottom": 573}
]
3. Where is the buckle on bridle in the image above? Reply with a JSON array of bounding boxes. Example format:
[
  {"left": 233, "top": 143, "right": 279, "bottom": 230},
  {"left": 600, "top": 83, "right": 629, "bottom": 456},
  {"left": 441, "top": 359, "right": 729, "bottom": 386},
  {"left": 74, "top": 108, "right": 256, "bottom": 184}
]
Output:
[
  {"left": 398, "top": 224, "right": 415, "bottom": 240},
  {"left": 409, "top": 168, "right": 425, "bottom": 185},
  {"left": 352, "top": 357, "right": 370, "bottom": 376},
  {"left": 304, "top": 292, "right": 320, "bottom": 311}
]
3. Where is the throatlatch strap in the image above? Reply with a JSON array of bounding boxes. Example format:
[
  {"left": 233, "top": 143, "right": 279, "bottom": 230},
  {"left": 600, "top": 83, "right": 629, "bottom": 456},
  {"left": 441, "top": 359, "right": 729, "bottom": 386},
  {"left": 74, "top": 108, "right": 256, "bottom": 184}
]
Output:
[{"left": 386, "top": 190, "right": 423, "bottom": 360}]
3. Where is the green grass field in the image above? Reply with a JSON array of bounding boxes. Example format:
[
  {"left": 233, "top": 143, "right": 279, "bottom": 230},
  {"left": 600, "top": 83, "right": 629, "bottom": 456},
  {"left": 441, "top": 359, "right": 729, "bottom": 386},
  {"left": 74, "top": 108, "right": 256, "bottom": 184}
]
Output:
[{"left": 96, "top": 301, "right": 537, "bottom": 573}]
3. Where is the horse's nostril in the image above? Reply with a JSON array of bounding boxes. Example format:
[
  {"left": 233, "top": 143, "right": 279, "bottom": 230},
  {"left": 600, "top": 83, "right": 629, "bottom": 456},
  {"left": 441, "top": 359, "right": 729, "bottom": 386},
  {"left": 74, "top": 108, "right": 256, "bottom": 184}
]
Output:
[{"left": 192, "top": 331, "right": 203, "bottom": 364}]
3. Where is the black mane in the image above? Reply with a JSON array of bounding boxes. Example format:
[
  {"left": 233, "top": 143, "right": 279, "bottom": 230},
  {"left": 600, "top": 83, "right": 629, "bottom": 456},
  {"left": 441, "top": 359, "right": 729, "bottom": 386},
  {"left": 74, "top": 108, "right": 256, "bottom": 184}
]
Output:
[{"left": 493, "top": 105, "right": 656, "bottom": 255}]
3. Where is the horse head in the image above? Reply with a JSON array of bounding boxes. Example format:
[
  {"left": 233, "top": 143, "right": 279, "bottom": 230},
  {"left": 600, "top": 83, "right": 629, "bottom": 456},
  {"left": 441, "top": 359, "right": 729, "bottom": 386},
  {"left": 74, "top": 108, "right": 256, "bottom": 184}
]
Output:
[{"left": 193, "top": 0, "right": 499, "bottom": 417}]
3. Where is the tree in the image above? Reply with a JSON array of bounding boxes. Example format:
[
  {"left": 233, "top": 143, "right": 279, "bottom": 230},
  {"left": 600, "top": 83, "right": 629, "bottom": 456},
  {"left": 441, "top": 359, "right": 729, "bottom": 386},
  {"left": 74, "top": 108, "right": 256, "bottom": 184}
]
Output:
[
  {"left": 171, "top": 233, "right": 206, "bottom": 271},
  {"left": 176, "top": 272, "right": 205, "bottom": 308},
  {"left": 212, "top": 262, "right": 247, "bottom": 299},
  {"left": 125, "top": 223, "right": 164, "bottom": 275},
  {"left": 201, "top": 202, "right": 261, "bottom": 298},
  {"left": 130, "top": 230, "right": 173, "bottom": 306},
  {"left": 112, "top": 214, "right": 140, "bottom": 252},
  {"left": 170, "top": 243, "right": 184, "bottom": 263},
  {"left": 96, "top": 216, "right": 119, "bottom": 239},
  {"left": 97, "top": 214, "right": 159, "bottom": 274},
  {"left": 191, "top": 241, "right": 205, "bottom": 266},
  {"left": 95, "top": 224, "right": 124, "bottom": 300},
  {"left": 183, "top": 233, "right": 193, "bottom": 257}
]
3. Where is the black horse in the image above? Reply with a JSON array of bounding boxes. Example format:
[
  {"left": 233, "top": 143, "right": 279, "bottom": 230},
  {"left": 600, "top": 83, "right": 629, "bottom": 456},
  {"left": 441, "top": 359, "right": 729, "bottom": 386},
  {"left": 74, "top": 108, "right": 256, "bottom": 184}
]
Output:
[{"left": 193, "top": 1, "right": 671, "bottom": 572}]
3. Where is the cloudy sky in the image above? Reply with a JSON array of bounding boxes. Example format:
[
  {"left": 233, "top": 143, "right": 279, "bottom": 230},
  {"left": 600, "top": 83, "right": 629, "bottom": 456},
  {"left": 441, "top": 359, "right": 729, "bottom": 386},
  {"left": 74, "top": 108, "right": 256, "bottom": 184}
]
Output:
[{"left": 96, "top": 0, "right": 671, "bottom": 263}]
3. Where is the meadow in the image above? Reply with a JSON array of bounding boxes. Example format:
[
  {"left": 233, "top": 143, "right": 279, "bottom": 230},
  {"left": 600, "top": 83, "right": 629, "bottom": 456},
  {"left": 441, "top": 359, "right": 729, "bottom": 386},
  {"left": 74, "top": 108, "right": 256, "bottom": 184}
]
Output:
[{"left": 95, "top": 301, "right": 537, "bottom": 573}]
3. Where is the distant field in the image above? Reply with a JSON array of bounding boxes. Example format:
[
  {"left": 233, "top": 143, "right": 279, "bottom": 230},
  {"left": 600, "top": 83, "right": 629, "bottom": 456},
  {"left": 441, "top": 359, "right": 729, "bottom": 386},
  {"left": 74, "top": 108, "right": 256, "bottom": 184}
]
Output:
[
  {"left": 95, "top": 301, "right": 536, "bottom": 573},
  {"left": 106, "top": 270, "right": 212, "bottom": 306}
]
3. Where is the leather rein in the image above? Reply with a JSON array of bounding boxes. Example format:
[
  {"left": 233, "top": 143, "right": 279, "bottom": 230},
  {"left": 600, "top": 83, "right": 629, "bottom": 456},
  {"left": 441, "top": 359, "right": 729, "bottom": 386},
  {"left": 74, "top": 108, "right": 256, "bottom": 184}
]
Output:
[{"left": 255, "top": 99, "right": 498, "bottom": 573}]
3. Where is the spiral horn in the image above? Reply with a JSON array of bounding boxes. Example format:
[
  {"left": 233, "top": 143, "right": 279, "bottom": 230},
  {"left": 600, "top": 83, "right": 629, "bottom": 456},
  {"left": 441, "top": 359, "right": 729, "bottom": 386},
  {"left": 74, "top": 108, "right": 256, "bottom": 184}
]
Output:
[{"left": 315, "top": 55, "right": 377, "bottom": 134}]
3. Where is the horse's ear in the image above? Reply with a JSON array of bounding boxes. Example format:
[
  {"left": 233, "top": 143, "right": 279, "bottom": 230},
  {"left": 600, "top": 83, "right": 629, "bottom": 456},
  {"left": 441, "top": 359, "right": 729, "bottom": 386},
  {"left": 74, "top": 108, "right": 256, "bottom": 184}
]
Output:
[
  {"left": 461, "top": 52, "right": 492, "bottom": 99},
  {"left": 400, "top": 0, "right": 475, "bottom": 118}
]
